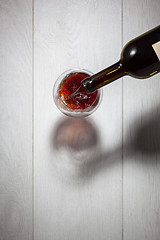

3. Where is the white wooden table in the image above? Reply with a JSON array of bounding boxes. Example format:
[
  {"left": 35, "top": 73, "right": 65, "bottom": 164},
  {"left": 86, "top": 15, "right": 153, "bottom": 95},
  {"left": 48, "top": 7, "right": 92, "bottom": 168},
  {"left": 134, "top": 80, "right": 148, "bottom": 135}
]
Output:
[{"left": 0, "top": 0, "right": 160, "bottom": 239}]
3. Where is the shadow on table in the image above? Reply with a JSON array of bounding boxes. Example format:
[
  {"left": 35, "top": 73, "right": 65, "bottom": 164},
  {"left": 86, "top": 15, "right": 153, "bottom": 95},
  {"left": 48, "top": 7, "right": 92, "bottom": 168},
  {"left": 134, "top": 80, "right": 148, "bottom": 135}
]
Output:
[
  {"left": 127, "top": 106, "right": 160, "bottom": 157},
  {"left": 51, "top": 105, "right": 160, "bottom": 183},
  {"left": 51, "top": 117, "right": 102, "bottom": 183}
]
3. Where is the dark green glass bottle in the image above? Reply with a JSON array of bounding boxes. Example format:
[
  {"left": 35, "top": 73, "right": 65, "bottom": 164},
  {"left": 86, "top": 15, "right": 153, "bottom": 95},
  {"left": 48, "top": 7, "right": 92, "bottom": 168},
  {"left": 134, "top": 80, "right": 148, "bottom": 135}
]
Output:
[{"left": 82, "top": 25, "right": 160, "bottom": 93}]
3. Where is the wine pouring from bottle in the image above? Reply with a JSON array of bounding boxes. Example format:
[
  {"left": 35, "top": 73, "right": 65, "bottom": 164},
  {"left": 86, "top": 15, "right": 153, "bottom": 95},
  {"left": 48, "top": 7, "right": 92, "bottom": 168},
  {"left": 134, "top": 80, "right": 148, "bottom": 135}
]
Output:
[{"left": 82, "top": 25, "right": 160, "bottom": 93}]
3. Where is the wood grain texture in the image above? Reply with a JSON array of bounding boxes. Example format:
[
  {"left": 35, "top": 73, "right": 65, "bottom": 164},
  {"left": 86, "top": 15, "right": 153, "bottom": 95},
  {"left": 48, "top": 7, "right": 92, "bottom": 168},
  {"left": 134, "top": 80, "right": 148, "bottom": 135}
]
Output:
[
  {"left": 123, "top": 0, "right": 160, "bottom": 239},
  {"left": 34, "top": 0, "right": 122, "bottom": 239},
  {"left": 0, "top": 0, "right": 32, "bottom": 239},
  {"left": 1, "top": 0, "right": 160, "bottom": 239}
]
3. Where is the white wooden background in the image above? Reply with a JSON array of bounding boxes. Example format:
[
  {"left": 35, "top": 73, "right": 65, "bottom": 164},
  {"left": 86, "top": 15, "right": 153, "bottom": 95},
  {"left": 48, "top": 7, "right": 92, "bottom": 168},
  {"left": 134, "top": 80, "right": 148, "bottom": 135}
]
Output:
[{"left": 0, "top": 0, "right": 160, "bottom": 239}]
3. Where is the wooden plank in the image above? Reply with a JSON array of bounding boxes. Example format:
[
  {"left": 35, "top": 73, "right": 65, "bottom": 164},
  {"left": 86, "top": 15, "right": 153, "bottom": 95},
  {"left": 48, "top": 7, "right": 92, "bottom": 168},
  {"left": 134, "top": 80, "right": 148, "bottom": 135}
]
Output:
[
  {"left": 123, "top": 0, "right": 160, "bottom": 239},
  {"left": 34, "top": 0, "right": 122, "bottom": 239},
  {"left": 0, "top": 0, "right": 32, "bottom": 240}
]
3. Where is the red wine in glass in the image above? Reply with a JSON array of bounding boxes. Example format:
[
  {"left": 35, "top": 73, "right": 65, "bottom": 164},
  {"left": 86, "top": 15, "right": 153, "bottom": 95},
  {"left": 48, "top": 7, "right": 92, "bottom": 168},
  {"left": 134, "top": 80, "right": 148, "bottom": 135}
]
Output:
[
  {"left": 58, "top": 72, "right": 98, "bottom": 110},
  {"left": 53, "top": 69, "right": 102, "bottom": 117}
]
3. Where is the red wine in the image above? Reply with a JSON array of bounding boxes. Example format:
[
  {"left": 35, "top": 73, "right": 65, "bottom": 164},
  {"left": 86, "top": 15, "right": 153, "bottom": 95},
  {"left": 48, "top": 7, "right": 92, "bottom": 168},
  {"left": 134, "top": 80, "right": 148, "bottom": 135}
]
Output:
[
  {"left": 58, "top": 72, "right": 98, "bottom": 110},
  {"left": 82, "top": 25, "right": 160, "bottom": 93}
]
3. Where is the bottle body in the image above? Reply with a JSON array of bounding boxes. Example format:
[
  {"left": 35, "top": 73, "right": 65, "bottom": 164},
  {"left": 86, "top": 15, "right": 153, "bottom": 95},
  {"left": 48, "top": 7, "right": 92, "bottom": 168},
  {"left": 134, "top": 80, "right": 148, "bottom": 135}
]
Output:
[
  {"left": 121, "top": 25, "right": 160, "bottom": 78},
  {"left": 82, "top": 25, "right": 160, "bottom": 93}
]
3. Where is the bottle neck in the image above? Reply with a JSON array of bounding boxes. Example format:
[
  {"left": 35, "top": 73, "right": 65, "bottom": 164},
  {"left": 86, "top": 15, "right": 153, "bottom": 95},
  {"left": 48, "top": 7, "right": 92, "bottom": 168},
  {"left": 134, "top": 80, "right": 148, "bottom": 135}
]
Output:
[{"left": 82, "top": 61, "right": 126, "bottom": 93}]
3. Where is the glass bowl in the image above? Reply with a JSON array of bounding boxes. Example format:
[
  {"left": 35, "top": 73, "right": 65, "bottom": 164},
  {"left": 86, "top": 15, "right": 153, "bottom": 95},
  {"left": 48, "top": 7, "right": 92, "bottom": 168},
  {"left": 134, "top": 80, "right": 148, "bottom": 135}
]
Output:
[{"left": 53, "top": 68, "right": 102, "bottom": 117}]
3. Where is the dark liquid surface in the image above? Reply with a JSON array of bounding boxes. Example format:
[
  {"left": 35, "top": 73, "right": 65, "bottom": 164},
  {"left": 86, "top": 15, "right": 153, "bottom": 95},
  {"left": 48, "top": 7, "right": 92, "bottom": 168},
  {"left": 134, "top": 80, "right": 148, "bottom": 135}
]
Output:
[{"left": 59, "top": 72, "right": 98, "bottom": 110}]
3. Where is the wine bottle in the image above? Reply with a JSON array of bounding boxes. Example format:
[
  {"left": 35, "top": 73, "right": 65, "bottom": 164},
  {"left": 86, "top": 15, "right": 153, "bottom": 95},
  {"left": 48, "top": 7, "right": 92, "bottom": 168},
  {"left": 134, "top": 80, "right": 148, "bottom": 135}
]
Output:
[{"left": 82, "top": 25, "right": 160, "bottom": 93}]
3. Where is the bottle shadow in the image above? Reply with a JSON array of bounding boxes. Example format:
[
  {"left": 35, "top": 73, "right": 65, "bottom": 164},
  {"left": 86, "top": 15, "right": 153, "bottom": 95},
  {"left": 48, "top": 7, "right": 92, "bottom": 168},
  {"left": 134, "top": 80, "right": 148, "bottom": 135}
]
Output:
[
  {"left": 51, "top": 105, "right": 160, "bottom": 183},
  {"left": 127, "top": 106, "right": 160, "bottom": 158}
]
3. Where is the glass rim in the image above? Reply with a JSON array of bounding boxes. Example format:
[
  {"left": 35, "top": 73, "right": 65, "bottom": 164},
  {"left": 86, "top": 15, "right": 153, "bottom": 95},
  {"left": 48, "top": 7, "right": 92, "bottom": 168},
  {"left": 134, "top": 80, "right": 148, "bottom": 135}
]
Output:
[{"left": 53, "top": 68, "right": 103, "bottom": 117}]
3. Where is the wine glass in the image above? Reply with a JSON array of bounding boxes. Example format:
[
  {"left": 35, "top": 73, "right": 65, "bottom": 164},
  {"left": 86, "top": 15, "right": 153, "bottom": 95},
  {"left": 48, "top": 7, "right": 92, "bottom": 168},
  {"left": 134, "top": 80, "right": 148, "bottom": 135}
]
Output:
[{"left": 53, "top": 68, "right": 102, "bottom": 117}]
